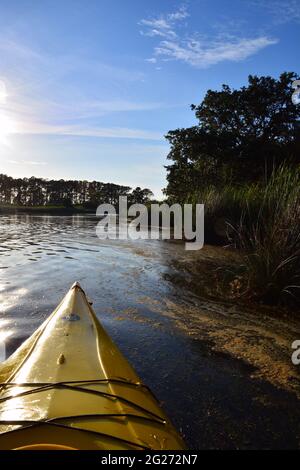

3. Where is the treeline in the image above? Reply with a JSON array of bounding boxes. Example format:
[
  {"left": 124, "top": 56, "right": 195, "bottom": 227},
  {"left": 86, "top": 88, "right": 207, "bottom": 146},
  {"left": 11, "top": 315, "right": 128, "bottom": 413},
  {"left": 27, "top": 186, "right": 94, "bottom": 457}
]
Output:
[
  {"left": 0, "top": 174, "right": 153, "bottom": 208},
  {"left": 164, "top": 72, "right": 300, "bottom": 307}
]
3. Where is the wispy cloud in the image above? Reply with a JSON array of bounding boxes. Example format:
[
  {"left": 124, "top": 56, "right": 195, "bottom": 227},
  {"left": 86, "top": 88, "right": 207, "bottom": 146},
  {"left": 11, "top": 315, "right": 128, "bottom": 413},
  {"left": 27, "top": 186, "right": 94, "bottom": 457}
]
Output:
[
  {"left": 1, "top": 87, "right": 165, "bottom": 141},
  {"left": 0, "top": 37, "right": 145, "bottom": 84},
  {"left": 252, "top": 0, "right": 300, "bottom": 25},
  {"left": 140, "top": 5, "right": 278, "bottom": 68},
  {"left": 155, "top": 36, "right": 278, "bottom": 68},
  {"left": 145, "top": 58, "right": 157, "bottom": 64},
  {"left": 0, "top": 39, "right": 43, "bottom": 61},
  {"left": 0, "top": 36, "right": 154, "bottom": 119},
  {"left": 139, "top": 6, "right": 188, "bottom": 40},
  {"left": 68, "top": 99, "right": 163, "bottom": 118},
  {"left": 12, "top": 121, "right": 163, "bottom": 141},
  {"left": 140, "top": 19, "right": 177, "bottom": 40},
  {"left": 6, "top": 159, "right": 47, "bottom": 165},
  {"left": 0, "top": 86, "right": 165, "bottom": 141},
  {"left": 1, "top": 91, "right": 163, "bottom": 123},
  {"left": 168, "top": 6, "right": 189, "bottom": 22},
  {"left": 0, "top": 38, "right": 166, "bottom": 141}
]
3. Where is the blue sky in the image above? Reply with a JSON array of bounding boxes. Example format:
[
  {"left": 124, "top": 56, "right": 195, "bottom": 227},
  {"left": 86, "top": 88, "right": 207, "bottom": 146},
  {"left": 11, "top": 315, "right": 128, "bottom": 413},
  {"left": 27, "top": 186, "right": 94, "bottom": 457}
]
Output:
[{"left": 0, "top": 0, "right": 299, "bottom": 198}]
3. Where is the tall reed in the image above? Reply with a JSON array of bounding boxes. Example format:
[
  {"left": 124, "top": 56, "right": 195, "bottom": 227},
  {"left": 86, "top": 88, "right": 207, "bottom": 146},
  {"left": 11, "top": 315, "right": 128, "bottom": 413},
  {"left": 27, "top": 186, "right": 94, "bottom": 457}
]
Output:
[
  {"left": 233, "top": 165, "right": 300, "bottom": 305},
  {"left": 192, "top": 165, "right": 300, "bottom": 305}
]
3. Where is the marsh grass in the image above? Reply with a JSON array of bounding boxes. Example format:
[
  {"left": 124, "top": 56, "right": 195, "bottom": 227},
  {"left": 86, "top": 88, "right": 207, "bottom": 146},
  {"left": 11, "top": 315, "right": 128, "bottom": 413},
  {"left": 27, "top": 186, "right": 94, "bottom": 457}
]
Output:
[
  {"left": 195, "top": 165, "right": 300, "bottom": 306},
  {"left": 235, "top": 165, "right": 300, "bottom": 305}
]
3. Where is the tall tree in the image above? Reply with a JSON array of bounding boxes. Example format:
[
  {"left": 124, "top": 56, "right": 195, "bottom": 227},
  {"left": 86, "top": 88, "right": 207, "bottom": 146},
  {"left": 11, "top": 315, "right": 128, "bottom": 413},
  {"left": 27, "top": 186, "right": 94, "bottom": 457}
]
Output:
[
  {"left": 165, "top": 72, "right": 300, "bottom": 202},
  {"left": 129, "top": 187, "right": 154, "bottom": 204}
]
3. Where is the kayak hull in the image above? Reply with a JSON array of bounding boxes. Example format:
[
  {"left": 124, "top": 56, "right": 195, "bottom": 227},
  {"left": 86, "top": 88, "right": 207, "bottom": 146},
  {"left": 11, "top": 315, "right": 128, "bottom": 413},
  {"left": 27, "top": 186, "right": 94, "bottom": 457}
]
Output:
[{"left": 0, "top": 283, "right": 185, "bottom": 450}]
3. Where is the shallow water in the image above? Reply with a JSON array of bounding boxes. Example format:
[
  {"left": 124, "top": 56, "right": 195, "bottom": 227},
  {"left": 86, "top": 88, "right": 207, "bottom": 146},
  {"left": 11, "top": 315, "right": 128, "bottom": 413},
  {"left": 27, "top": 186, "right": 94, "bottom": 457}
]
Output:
[{"left": 0, "top": 214, "right": 299, "bottom": 449}]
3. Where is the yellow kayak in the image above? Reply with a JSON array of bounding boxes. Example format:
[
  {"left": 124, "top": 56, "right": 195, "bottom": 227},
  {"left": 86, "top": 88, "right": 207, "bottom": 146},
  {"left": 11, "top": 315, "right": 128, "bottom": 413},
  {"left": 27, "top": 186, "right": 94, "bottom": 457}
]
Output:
[{"left": 0, "top": 282, "right": 185, "bottom": 450}]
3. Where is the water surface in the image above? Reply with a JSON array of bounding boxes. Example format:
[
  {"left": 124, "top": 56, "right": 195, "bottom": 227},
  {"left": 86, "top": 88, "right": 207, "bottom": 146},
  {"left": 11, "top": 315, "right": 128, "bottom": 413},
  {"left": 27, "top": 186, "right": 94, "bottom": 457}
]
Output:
[{"left": 0, "top": 214, "right": 299, "bottom": 449}]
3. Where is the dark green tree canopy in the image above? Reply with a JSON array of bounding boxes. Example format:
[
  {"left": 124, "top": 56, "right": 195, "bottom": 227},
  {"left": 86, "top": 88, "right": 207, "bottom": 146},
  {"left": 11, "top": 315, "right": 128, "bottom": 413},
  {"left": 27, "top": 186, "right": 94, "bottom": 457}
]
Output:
[
  {"left": 128, "top": 187, "right": 154, "bottom": 204},
  {"left": 165, "top": 72, "right": 300, "bottom": 202},
  {"left": 0, "top": 175, "right": 153, "bottom": 208}
]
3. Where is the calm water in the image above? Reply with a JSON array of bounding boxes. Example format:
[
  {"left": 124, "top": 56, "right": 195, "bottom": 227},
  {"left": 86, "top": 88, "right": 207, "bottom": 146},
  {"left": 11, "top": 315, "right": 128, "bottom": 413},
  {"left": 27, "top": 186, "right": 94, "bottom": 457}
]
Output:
[{"left": 0, "top": 214, "right": 299, "bottom": 449}]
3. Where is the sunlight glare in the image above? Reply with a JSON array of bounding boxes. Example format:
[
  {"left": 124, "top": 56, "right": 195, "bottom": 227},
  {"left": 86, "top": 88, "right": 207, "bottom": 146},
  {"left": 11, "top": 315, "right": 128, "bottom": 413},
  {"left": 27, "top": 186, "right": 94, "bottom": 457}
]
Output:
[
  {"left": 0, "top": 81, "right": 17, "bottom": 146},
  {"left": 0, "top": 113, "right": 16, "bottom": 146},
  {"left": 0, "top": 80, "right": 8, "bottom": 103}
]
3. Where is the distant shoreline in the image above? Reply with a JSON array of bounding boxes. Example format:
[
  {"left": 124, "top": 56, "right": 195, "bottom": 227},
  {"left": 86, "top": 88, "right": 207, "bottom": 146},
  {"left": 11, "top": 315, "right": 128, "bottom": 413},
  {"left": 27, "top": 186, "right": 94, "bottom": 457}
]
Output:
[{"left": 0, "top": 204, "right": 93, "bottom": 215}]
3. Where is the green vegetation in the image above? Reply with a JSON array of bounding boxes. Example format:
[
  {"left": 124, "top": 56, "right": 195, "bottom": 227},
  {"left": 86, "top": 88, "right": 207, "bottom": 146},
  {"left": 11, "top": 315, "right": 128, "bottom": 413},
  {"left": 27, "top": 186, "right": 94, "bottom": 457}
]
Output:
[
  {"left": 164, "top": 72, "right": 300, "bottom": 306},
  {"left": 233, "top": 165, "right": 300, "bottom": 306},
  {"left": 193, "top": 166, "right": 300, "bottom": 305}
]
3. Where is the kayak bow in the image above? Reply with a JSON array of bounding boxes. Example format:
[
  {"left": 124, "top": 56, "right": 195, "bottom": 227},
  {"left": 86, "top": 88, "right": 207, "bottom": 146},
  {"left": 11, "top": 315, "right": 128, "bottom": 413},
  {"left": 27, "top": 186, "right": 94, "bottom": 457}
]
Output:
[{"left": 0, "top": 282, "right": 185, "bottom": 450}]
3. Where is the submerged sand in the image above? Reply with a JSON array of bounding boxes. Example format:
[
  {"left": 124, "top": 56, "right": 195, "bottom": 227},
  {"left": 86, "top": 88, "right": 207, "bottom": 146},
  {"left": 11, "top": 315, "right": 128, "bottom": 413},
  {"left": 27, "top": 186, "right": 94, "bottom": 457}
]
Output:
[{"left": 116, "top": 244, "right": 300, "bottom": 400}]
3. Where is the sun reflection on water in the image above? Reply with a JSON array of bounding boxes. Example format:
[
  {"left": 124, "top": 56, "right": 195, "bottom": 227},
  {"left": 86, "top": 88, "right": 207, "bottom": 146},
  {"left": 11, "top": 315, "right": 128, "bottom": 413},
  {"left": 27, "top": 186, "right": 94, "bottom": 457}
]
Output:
[{"left": 0, "top": 319, "right": 14, "bottom": 362}]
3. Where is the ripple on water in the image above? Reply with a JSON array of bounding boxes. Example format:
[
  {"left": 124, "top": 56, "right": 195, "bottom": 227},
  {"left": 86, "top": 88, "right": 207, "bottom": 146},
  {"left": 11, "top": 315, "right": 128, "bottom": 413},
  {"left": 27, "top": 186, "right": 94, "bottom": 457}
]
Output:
[{"left": 0, "top": 213, "right": 299, "bottom": 449}]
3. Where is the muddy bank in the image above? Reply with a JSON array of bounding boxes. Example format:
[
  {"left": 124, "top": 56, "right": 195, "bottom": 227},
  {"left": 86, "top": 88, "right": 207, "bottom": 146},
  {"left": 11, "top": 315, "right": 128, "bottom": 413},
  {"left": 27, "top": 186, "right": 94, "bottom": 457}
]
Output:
[{"left": 162, "top": 244, "right": 300, "bottom": 399}]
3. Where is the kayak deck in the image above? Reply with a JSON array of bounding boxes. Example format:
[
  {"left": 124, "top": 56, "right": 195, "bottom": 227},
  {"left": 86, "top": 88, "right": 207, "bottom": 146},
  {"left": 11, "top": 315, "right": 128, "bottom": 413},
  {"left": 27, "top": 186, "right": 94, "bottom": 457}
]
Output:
[{"left": 0, "top": 282, "right": 185, "bottom": 450}]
